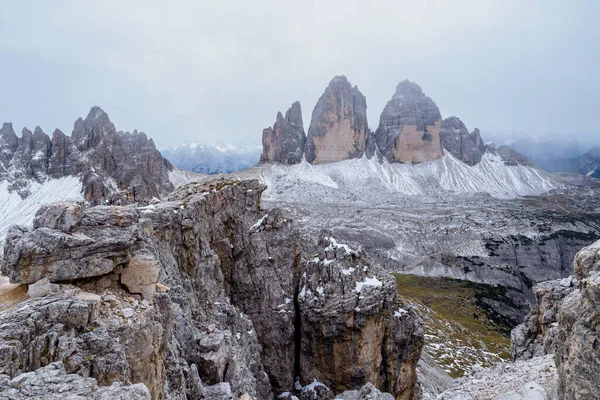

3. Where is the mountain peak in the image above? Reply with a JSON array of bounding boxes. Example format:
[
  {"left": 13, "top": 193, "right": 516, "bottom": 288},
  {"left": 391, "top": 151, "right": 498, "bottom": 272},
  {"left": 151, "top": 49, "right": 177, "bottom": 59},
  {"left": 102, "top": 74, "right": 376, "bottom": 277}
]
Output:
[
  {"left": 394, "top": 79, "right": 424, "bottom": 98},
  {"left": 375, "top": 79, "right": 443, "bottom": 164},
  {"left": 305, "top": 76, "right": 368, "bottom": 164}
]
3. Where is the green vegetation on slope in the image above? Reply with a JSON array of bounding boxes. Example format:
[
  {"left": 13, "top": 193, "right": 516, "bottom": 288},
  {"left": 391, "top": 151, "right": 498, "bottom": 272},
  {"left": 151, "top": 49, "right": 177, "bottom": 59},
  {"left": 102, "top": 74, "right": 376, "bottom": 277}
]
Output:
[{"left": 395, "top": 274, "right": 514, "bottom": 378}]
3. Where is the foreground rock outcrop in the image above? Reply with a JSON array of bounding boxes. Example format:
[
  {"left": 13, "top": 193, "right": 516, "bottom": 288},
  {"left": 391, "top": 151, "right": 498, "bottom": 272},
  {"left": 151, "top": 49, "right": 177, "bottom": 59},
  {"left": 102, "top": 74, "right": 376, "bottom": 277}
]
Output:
[
  {"left": 0, "top": 179, "right": 423, "bottom": 399},
  {"left": 509, "top": 239, "right": 600, "bottom": 399},
  {"left": 305, "top": 76, "right": 370, "bottom": 164},
  {"left": 0, "top": 106, "right": 174, "bottom": 205},
  {"left": 555, "top": 240, "right": 600, "bottom": 399},
  {"left": 260, "top": 101, "right": 306, "bottom": 165},
  {"left": 510, "top": 277, "right": 575, "bottom": 360},
  {"left": 374, "top": 80, "right": 443, "bottom": 164}
]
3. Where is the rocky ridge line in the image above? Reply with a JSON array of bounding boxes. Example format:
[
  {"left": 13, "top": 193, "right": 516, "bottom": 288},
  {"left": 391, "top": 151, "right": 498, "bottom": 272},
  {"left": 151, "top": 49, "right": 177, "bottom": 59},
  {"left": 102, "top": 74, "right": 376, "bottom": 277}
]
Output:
[
  {"left": 258, "top": 76, "right": 534, "bottom": 168},
  {"left": 0, "top": 107, "right": 174, "bottom": 205}
]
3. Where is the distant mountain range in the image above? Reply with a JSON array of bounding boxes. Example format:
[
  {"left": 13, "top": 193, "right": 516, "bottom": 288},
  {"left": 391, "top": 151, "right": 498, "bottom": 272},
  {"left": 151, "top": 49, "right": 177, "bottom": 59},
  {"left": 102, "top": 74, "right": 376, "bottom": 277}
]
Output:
[
  {"left": 161, "top": 142, "right": 261, "bottom": 174},
  {"left": 538, "top": 146, "right": 600, "bottom": 178}
]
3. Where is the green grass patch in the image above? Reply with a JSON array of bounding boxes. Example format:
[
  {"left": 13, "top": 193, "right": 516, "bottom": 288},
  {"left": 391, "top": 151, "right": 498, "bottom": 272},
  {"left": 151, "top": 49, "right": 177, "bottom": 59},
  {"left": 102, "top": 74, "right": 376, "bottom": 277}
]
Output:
[{"left": 394, "top": 274, "right": 513, "bottom": 377}]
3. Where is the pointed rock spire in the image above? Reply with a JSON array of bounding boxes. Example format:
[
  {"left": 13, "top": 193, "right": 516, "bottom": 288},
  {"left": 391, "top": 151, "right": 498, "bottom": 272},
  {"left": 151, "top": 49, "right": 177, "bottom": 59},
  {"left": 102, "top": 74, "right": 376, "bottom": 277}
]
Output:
[
  {"left": 72, "top": 106, "right": 116, "bottom": 151},
  {"left": 470, "top": 128, "right": 486, "bottom": 155},
  {"left": 439, "top": 117, "right": 483, "bottom": 166},
  {"left": 304, "top": 76, "right": 369, "bottom": 164},
  {"left": 0, "top": 123, "right": 19, "bottom": 171},
  {"left": 260, "top": 101, "right": 306, "bottom": 165}
]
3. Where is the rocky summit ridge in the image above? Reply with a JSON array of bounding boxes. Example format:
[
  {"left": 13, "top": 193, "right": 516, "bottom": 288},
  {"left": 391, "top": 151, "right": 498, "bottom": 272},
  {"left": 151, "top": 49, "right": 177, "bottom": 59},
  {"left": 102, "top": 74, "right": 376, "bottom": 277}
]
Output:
[
  {"left": 0, "top": 106, "right": 174, "bottom": 205},
  {"left": 258, "top": 76, "right": 533, "bottom": 169}
]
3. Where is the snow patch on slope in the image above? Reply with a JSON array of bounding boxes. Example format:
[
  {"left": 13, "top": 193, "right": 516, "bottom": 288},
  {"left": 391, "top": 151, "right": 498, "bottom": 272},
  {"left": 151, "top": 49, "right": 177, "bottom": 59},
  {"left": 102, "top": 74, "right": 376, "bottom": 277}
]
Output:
[{"left": 0, "top": 177, "right": 83, "bottom": 250}]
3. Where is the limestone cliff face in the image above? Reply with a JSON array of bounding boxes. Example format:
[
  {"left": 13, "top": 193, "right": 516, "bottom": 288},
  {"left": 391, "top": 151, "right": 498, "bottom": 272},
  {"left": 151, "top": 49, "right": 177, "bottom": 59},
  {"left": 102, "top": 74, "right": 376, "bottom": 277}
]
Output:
[
  {"left": 305, "top": 76, "right": 369, "bottom": 164},
  {"left": 260, "top": 101, "right": 306, "bottom": 164},
  {"left": 298, "top": 237, "right": 423, "bottom": 399},
  {"left": 0, "top": 106, "right": 174, "bottom": 204},
  {"left": 375, "top": 80, "right": 443, "bottom": 164},
  {"left": 439, "top": 117, "right": 483, "bottom": 166},
  {"left": 1, "top": 179, "right": 423, "bottom": 399}
]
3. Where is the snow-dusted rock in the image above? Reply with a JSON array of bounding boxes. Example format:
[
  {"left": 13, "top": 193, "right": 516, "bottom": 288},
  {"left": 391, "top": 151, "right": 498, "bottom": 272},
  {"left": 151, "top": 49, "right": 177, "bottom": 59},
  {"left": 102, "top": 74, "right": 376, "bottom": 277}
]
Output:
[{"left": 437, "top": 355, "right": 557, "bottom": 399}]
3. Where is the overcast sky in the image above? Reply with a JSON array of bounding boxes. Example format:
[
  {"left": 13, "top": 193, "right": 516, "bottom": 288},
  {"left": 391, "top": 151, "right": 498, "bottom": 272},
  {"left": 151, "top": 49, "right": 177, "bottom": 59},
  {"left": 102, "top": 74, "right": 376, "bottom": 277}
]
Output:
[{"left": 1, "top": 0, "right": 599, "bottom": 149}]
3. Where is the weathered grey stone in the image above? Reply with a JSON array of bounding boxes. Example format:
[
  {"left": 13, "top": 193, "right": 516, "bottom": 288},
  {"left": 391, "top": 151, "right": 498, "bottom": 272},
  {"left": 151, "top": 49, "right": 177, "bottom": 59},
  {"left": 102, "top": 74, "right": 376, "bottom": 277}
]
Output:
[
  {"left": 335, "top": 382, "right": 395, "bottom": 400},
  {"left": 297, "top": 237, "right": 424, "bottom": 398},
  {"left": 27, "top": 277, "right": 60, "bottom": 298},
  {"left": 305, "top": 76, "right": 369, "bottom": 164},
  {"left": 510, "top": 279, "right": 575, "bottom": 360},
  {"left": 555, "top": 240, "right": 600, "bottom": 399},
  {"left": 0, "top": 178, "right": 424, "bottom": 399},
  {"left": 374, "top": 80, "right": 444, "bottom": 164},
  {"left": 0, "top": 362, "right": 151, "bottom": 399},
  {"left": 469, "top": 128, "right": 486, "bottom": 155},
  {"left": 486, "top": 143, "right": 533, "bottom": 167},
  {"left": 261, "top": 101, "right": 306, "bottom": 165},
  {"left": 33, "top": 199, "right": 85, "bottom": 232},
  {"left": 203, "top": 382, "right": 233, "bottom": 399},
  {"left": 439, "top": 117, "right": 483, "bottom": 166}
]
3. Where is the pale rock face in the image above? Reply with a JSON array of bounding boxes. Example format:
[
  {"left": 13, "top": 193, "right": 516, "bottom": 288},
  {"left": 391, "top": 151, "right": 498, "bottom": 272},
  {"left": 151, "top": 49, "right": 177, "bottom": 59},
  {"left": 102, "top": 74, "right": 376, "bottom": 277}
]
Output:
[
  {"left": 439, "top": 117, "right": 483, "bottom": 166},
  {"left": 120, "top": 253, "right": 160, "bottom": 301},
  {"left": 375, "top": 80, "right": 444, "bottom": 164},
  {"left": 305, "top": 76, "right": 369, "bottom": 164},
  {"left": 261, "top": 101, "right": 306, "bottom": 165}
]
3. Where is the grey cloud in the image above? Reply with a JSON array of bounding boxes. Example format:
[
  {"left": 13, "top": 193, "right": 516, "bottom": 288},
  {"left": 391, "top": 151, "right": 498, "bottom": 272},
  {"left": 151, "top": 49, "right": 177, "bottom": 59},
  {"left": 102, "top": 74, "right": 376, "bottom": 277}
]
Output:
[{"left": 0, "top": 0, "right": 598, "bottom": 149}]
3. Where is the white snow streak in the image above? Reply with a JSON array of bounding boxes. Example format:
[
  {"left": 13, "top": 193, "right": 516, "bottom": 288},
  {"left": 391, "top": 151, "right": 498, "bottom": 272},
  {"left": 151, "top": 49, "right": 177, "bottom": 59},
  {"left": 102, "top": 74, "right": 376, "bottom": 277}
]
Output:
[{"left": 0, "top": 177, "right": 83, "bottom": 251}]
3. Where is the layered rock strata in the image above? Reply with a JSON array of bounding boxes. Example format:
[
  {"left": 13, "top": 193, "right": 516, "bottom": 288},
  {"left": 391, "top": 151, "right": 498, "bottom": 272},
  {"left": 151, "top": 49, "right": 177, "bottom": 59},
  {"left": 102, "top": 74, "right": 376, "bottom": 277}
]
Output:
[
  {"left": 0, "top": 106, "right": 174, "bottom": 205},
  {"left": 374, "top": 80, "right": 443, "bottom": 164},
  {"left": 305, "top": 76, "right": 370, "bottom": 164},
  {"left": 0, "top": 178, "right": 423, "bottom": 399},
  {"left": 260, "top": 101, "right": 306, "bottom": 164}
]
